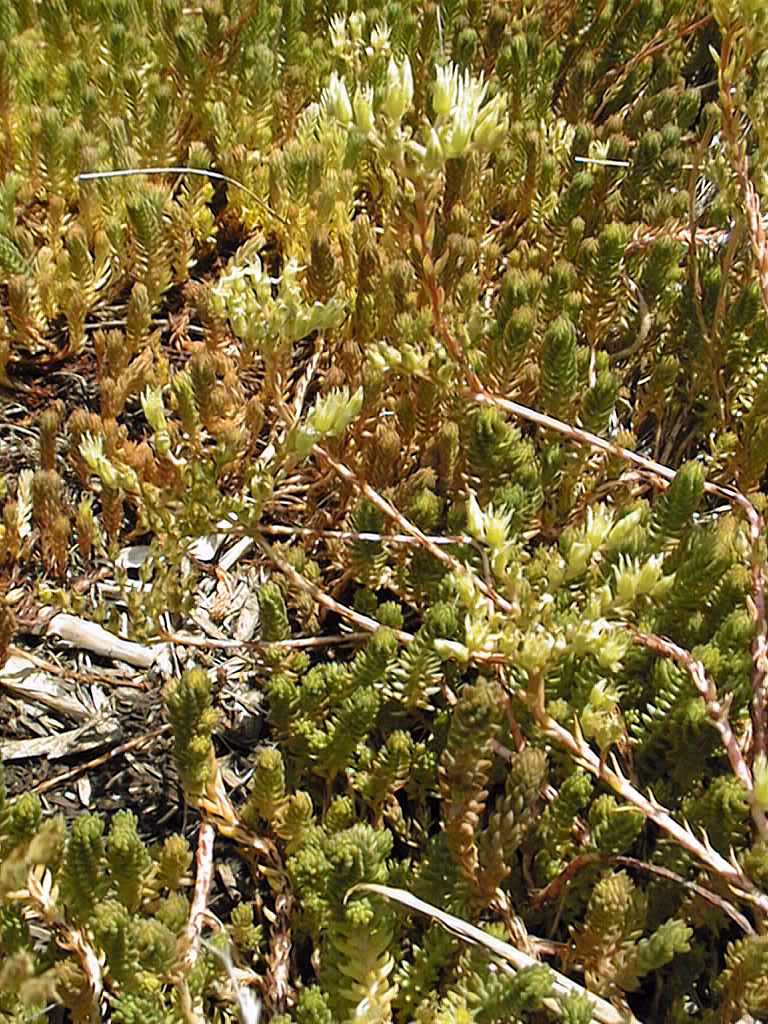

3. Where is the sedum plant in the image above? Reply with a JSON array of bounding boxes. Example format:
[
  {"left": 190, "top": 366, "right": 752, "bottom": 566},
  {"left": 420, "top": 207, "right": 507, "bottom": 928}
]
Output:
[{"left": 3, "top": 0, "right": 768, "bottom": 1022}]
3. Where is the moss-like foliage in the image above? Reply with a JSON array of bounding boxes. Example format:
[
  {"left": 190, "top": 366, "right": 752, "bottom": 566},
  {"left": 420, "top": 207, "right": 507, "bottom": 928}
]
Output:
[{"left": 2, "top": 0, "right": 768, "bottom": 1021}]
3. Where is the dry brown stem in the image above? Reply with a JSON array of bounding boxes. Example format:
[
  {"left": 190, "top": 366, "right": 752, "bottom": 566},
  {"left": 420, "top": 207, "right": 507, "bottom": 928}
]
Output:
[
  {"left": 523, "top": 672, "right": 768, "bottom": 917},
  {"left": 174, "top": 820, "right": 216, "bottom": 980},
  {"left": 312, "top": 443, "right": 515, "bottom": 615},
  {"left": 632, "top": 629, "right": 768, "bottom": 840},
  {"left": 32, "top": 724, "right": 170, "bottom": 796},
  {"left": 471, "top": 389, "right": 768, "bottom": 766},
  {"left": 254, "top": 530, "right": 415, "bottom": 642},
  {"left": 531, "top": 852, "right": 754, "bottom": 935},
  {"left": 718, "top": 25, "right": 768, "bottom": 758},
  {"left": 24, "top": 866, "right": 104, "bottom": 1015}
]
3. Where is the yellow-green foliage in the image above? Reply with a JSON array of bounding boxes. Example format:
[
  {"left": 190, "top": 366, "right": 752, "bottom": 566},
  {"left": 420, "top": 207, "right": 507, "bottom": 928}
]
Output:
[{"left": 2, "top": 0, "right": 768, "bottom": 1022}]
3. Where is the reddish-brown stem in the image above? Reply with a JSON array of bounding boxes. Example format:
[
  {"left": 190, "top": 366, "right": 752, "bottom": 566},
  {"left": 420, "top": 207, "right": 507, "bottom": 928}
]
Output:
[
  {"left": 531, "top": 852, "right": 754, "bottom": 934},
  {"left": 718, "top": 26, "right": 768, "bottom": 760},
  {"left": 312, "top": 443, "right": 516, "bottom": 615},
  {"left": 633, "top": 629, "right": 768, "bottom": 841},
  {"left": 471, "top": 389, "right": 768, "bottom": 765},
  {"left": 528, "top": 685, "right": 768, "bottom": 917}
]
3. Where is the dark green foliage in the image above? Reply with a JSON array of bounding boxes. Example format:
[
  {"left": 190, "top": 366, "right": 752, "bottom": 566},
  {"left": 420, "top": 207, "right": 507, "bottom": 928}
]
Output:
[
  {"left": 540, "top": 315, "right": 578, "bottom": 418},
  {"left": 60, "top": 814, "right": 107, "bottom": 921},
  {"left": 258, "top": 580, "right": 291, "bottom": 641},
  {"left": 106, "top": 811, "right": 152, "bottom": 913},
  {"left": 649, "top": 461, "right": 706, "bottom": 549},
  {"left": 165, "top": 667, "right": 219, "bottom": 795}
]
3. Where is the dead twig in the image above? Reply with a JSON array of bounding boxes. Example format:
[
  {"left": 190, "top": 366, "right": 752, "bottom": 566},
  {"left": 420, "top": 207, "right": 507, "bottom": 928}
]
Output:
[
  {"left": 8, "top": 644, "right": 146, "bottom": 689},
  {"left": 32, "top": 724, "right": 171, "bottom": 796},
  {"left": 23, "top": 866, "right": 104, "bottom": 1018},
  {"left": 632, "top": 629, "right": 767, "bottom": 838},
  {"left": 349, "top": 883, "right": 638, "bottom": 1024},
  {"left": 253, "top": 530, "right": 415, "bottom": 644},
  {"left": 531, "top": 852, "right": 754, "bottom": 935},
  {"left": 173, "top": 820, "right": 216, "bottom": 980},
  {"left": 718, "top": 25, "right": 768, "bottom": 759},
  {"left": 312, "top": 444, "right": 515, "bottom": 615},
  {"left": 471, "top": 389, "right": 768, "bottom": 769},
  {"left": 523, "top": 671, "right": 768, "bottom": 918}
]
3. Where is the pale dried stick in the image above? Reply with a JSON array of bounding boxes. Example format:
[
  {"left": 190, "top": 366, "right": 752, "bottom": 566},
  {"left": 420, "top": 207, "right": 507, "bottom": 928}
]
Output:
[
  {"left": 32, "top": 724, "right": 171, "bottom": 796},
  {"left": 718, "top": 29, "right": 768, "bottom": 322},
  {"left": 77, "top": 167, "right": 287, "bottom": 225},
  {"left": 349, "top": 883, "right": 636, "bottom": 1024},
  {"left": 524, "top": 673, "right": 768, "bottom": 917},
  {"left": 7, "top": 644, "right": 145, "bottom": 689},
  {"left": 717, "top": 26, "right": 768, "bottom": 757},
  {"left": 632, "top": 629, "right": 768, "bottom": 839},
  {"left": 23, "top": 866, "right": 104, "bottom": 1011},
  {"left": 158, "top": 628, "right": 373, "bottom": 651},
  {"left": 259, "top": 522, "right": 474, "bottom": 548},
  {"left": 253, "top": 531, "right": 415, "bottom": 643},
  {"left": 174, "top": 820, "right": 216, "bottom": 979},
  {"left": 312, "top": 444, "right": 516, "bottom": 615}
]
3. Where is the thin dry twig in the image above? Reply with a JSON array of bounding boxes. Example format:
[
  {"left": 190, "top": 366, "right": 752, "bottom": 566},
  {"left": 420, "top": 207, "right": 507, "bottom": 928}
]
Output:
[
  {"left": 523, "top": 672, "right": 768, "bottom": 917},
  {"left": 174, "top": 820, "right": 216, "bottom": 980},
  {"left": 8, "top": 644, "right": 146, "bottom": 689},
  {"left": 23, "top": 866, "right": 104, "bottom": 1014},
  {"left": 158, "top": 628, "right": 374, "bottom": 651},
  {"left": 531, "top": 851, "right": 754, "bottom": 935},
  {"left": 312, "top": 444, "right": 516, "bottom": 615},
  {"left": 32, "top": 724, "right": 171, "bottom": 796},
  {"left": 254, "top": 530, "right": 415, "bottom": 643},
  {"left": 471, "top": 389, "right": 768, "bottom": 766},
  {"left": 77, "top": 167, "right": 288, "bottom": 225},
  {"left": 349, "top": 883, "right": 638, "bottom": 1024},
  {"left": 632, "top": 630, "right": 767, "bottom": 837},
  {"left": 717, "top": 26, "right": 768, "bottom": 758}
]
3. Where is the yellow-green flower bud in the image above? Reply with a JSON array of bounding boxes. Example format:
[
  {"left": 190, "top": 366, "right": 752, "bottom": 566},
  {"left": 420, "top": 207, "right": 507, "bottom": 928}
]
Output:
[
  {"left": 636, "top": 556, "right": 663, "bottom": 595},
  {"left": 466, "top": 493, "right": 485, "bottom": 541},
  {"left": 519, "top": 630, "right": 555, "bottom": 674},
  {"left": 606, "top": 507, "right": 644, "bottom": 550},
  {"left": 353, "top": 85, "right": 375, "bottom": 135},
  {"left": 326, "top": 72, "right": 353, "bottom": 126},
  {"left": 567, "top": 540, "right": 591, "bottom": 577},
  {"left": 79, "top": 433, "right": 119, "bottom": 490},
  {"left": 585, "top": 507, "right": 613, "bottom": 550},
  {"left": 484, "top": 507, "right": 512, "bottom": 550},
  {"left": 594, "top": 631, "right": 628, "bottom": 672},
  {"left": 141, "top": 386, "right": 168, "bottom": 435},
  {"left": 434, "top": 638, "right": 470, "bottom": 664},
  {"left": 473, "top": 94, "right": 507, "bottom": 151},
  {"left": 382, "top": 56, "right": 413, "bottom": 124},
  {"left": 433, "top": 64, "right": 457, "bottom": 117}
]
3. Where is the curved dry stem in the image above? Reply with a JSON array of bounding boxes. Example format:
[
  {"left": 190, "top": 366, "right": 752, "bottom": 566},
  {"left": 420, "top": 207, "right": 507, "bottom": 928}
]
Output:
[
  {"left": 632, "top": 629, "right": 768, "bottom": 841},
  {"left": 718, "top": 26, "right": 768, "bottom": 760}
]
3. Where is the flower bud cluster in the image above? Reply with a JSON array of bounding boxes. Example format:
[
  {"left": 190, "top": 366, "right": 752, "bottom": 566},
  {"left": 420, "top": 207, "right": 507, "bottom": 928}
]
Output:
[
  {"left": 211, "top": 255, "right": 344, "bottom": 351},
  {"left": 466, "top": 492, "right": 516, "bottom": 577},
  {"left": 321, "top": 58, "right": 507, "bottom": 173},
  {"left": 429, "top": 64, "right": 508, "bottom": 162},
  {"left": 290, "top": 386, "right": 364, "bottom": 458},
  {"left": 79, "top": 434, "right": 139, "bottom": 493}
]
